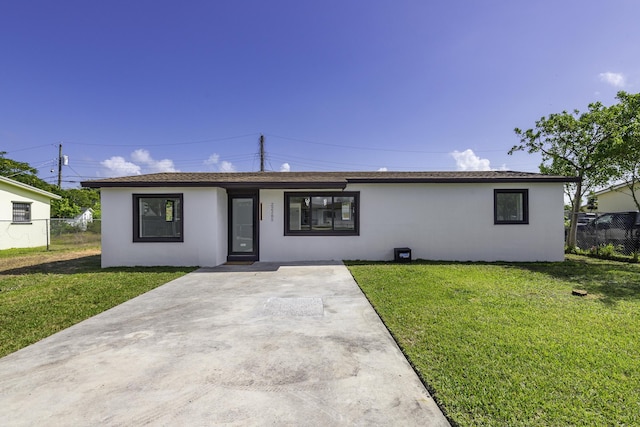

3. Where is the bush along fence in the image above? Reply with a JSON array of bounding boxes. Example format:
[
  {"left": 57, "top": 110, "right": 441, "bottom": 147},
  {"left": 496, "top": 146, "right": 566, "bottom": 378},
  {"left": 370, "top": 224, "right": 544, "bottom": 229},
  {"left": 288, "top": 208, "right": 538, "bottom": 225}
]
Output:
[
  {"left": 0, "top": 218, "right": 101, "bottom": 251},
  {"left": 570, "top": 211, "right": 640, "bottom": 261}
]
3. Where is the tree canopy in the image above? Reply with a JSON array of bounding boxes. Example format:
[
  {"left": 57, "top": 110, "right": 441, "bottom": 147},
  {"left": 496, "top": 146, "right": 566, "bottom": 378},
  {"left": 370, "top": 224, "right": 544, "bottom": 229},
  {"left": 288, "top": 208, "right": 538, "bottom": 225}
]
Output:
[
  {"left": 1, "top": 152, "right": 100, "bottom": 218},
  {"left": 611, "top": 91, "right": 640, "bottom": 210},
  {"left": 510, "top": 99, "right": 623, "bottom": 247},
  {"left": 0, "top": 151, "right": 47, "bottom": 189}
]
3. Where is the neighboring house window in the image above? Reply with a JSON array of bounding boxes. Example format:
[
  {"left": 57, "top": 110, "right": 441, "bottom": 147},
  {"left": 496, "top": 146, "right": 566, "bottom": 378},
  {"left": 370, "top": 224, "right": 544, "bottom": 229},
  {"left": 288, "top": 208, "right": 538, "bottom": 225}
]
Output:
[
  {"left": 494, "top": 189, "right": 529, "bottom": 224},
  {"left": 285, "top": 192, "right": 359, "bottom": 235},
  {"left": 133, "top": 194, "right": 183, "bottom": 242},
  {"left": 12, "top": 202, "right": 31, "bottom": 223}
]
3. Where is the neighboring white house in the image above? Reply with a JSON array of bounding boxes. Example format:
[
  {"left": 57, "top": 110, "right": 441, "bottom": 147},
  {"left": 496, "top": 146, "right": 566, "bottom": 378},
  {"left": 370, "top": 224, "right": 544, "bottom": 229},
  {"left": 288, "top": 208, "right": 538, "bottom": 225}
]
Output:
[
  {"left": 82, "top": 171, "right": 578, "bottom": 267},
  {"left": 66, "top": 207, "right": 94, "bottom": 230},
  {"left": 593, "top": 182, "right": 640, "bottom": 212},
  {"left": 0, "top": 176, "right": 62, "bottom": 250}
]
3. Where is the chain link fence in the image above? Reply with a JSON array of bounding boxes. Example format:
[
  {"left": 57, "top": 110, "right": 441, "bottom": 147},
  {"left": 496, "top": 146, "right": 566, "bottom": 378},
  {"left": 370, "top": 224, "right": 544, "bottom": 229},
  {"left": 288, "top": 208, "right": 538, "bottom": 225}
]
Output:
[
  {"left": 50, "top": 218, "right": 101, "bottom": 250},
  {"left": 572, "top": 212, "right": 640, "bottom": 254},
  {"left": 0, "top": 218, "right": 101, "bottom": 251}
]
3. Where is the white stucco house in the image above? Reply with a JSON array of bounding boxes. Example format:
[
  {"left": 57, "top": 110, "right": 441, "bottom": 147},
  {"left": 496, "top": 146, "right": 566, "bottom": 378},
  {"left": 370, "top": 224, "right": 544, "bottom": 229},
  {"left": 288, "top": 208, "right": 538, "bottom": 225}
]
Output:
[
  {"left": 66, "top": 207, "right": 94, "bottom": 230},
  {"left": 82, "top": 171, "right": 578, "bottom": 267},
  {"left": 0, "top": 175, "right": 62, "bottom": 250},
  {"left": 593, "top": 182, "right": 640, "bottom": 212}
]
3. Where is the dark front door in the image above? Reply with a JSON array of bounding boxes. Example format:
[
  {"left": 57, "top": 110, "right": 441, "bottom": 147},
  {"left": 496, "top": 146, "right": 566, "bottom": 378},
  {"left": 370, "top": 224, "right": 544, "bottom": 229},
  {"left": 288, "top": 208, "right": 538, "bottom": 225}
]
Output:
[{"left": 228, "top": 192, "right": 259, "bottom": 262}]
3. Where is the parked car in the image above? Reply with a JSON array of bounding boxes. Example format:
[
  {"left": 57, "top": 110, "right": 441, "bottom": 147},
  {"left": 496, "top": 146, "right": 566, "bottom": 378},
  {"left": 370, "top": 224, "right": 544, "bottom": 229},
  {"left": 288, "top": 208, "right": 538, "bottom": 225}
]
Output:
[
  {"left": 576, "top": 211, "right": 640, "bottom": 254},
  {"left": 565, "top": 212, "right": 597, "bottom": 239},
  {"left": 576, "top": 212, "right": 597, "bottom": 225}
]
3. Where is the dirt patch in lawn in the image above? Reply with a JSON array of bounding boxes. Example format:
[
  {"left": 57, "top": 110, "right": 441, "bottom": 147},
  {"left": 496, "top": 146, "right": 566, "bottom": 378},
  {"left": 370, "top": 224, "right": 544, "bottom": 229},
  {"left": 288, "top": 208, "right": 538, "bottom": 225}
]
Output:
[{"left": 0, "top": 249, "right": 101, "bottom": 274}]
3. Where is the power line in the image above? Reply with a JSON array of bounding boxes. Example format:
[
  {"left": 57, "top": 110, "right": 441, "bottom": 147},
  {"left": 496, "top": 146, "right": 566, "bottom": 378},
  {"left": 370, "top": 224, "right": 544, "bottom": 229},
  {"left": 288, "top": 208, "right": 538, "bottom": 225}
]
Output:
[
  {"left": 268, "top": 152, "right": 441, "bottom": 170},
  {"left": 4, "top": 143, "right": 55, "bottom": 154},
  {"left": 63, "top": 133, "right": 260, "bottom": 147},
  {"left": 265, "top": 133, "right": 509, "bottom": 154}
]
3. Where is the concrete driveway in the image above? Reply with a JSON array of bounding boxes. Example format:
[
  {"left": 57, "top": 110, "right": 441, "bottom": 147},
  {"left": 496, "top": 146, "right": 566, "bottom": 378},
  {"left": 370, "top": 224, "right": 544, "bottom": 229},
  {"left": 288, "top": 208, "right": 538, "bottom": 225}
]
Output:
[{"left": 0, "top": 262, "right": 449, "bottom": 426}]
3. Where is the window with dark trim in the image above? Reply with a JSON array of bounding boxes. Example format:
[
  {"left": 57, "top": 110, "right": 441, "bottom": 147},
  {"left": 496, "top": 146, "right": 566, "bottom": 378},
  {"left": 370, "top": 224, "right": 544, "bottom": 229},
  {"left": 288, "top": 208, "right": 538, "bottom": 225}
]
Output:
[
  {"left": 12, "top": 202, "right": 31, "bottom": 223},
  {"left": 494, "top": 189, "right": 529, "bottom": 224},
  {"left": 133, "top": 194, "right": 183, "bottom": 242},
  {"left": 285, "top": 192, "right": 359, "bottom": 235}
]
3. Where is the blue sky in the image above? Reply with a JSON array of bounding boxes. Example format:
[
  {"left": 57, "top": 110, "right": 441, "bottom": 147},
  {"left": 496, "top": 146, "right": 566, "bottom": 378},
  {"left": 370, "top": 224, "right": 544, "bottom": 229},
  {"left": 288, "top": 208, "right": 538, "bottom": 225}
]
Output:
[{"left": 1, "top": 1, "right": 639, "bottom": 187}]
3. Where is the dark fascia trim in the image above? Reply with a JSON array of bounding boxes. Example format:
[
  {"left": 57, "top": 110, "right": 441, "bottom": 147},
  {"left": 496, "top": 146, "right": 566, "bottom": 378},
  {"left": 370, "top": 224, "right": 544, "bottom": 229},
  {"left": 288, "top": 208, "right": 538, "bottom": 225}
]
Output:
[
  {"left": 346, "top": 177, "right": 580, "bottom": 184},
  {"left": 81, "top": 176, "right": 578, "bottom": 188},
  {"left": 83, "top": 181, "right": 348, "bottom": 190},
  {"left": 223, "top": 181, "right": 347, "bottom": 190},
  {"left": 81, "top": 181, "right": 347, "bottom": 190}
]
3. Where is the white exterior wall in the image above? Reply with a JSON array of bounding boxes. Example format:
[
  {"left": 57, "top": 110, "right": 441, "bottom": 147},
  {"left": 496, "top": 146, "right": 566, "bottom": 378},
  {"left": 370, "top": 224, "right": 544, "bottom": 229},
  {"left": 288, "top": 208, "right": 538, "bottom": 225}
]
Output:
[
  {"left": 100, "top": 187, "right": 227, "bottom": 267},
  {"left": 260, "top": 182, "right": 565, "bottom": 262},
  {"left": 100, "top": 181, "right": 565, "bottom": 266},
  {"left": 0, "top": 185, "right": 54, "bottom": 250},
  {"left": 596, "top": 186, "right": 640, "bottom": 212}
]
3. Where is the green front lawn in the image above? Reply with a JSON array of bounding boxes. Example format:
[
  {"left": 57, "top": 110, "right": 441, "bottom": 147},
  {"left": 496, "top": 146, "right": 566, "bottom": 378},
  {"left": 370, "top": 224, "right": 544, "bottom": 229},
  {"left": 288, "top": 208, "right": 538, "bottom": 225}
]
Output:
[
  {"left": 348, "top": 256, "right": 640, "bottom": 426},
  {"left": 0, "top": 252, "right": 195, "bottom": 357}
]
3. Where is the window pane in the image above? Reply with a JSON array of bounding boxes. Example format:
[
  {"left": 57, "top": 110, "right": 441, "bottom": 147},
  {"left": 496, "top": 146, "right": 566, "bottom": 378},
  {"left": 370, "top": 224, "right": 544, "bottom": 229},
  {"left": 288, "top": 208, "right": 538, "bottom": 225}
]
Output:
[
  {"left": 285, "top": 192, "right": 359, "bottom": 235},
  {"left": 12, "top": 203, "right": 31, "bottom": 222},
  {"left": 311, "top": 196, "right": 333, "bottom": 231},
  {"left": 496, "top": 192, "right": 523, "bottom": 222},
  {"left": 289, "top": 196, "right": 310, "bottom": 231},
  {"left": 333, "top": 196, "right": 355, "bottom": 230},
  {"left": 139, "top": 197, "right": 181, "bottom": 238}
]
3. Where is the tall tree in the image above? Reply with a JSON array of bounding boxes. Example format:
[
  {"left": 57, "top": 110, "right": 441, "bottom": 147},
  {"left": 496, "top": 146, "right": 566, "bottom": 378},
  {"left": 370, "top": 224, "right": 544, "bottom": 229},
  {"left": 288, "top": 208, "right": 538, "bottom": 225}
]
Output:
[
  {"left": 510, "top": 102, "right": 620, "bottom": 248},
  {"left": 1, "top": 152, "right": 101, "bottom": 218},
  {"left": 0, "top": 151, "right": 58, "bottom": 193},
  {"left": 0, "top": 151, "right": 36, "bottom": 175},
  {"left": 612, "top": 91, "right": 640, "bottom": 211}
]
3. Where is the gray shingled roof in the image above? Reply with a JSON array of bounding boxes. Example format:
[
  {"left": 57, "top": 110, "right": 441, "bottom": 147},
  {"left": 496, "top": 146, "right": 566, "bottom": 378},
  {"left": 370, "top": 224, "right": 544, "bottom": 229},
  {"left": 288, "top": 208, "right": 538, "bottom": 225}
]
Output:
[{"left": 82, "top": 171, "right": 578, "bottom": 189}]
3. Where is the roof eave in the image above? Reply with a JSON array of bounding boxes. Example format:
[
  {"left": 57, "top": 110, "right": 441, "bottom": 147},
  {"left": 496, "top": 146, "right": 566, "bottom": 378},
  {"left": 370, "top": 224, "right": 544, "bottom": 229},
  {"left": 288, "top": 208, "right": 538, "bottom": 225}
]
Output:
[
  {"left": 1, "top": 176, "right": 62, "bottom": 199},
  {"left": 81, "top": 180, "right": 349, "bottom": 190},
  {"left": 81, "top": 173, "right": 580, "bottom": 189},
  {"left": 347, "top": 177, "right": 580, "bottom": 184}
]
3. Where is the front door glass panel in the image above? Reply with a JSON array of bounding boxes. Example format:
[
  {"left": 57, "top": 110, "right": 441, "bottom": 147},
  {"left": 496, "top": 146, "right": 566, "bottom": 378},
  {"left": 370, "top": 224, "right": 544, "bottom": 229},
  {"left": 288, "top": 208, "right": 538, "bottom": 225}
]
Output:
[{"left": 232, "top": 198, "right": 254, "bottom": 253}]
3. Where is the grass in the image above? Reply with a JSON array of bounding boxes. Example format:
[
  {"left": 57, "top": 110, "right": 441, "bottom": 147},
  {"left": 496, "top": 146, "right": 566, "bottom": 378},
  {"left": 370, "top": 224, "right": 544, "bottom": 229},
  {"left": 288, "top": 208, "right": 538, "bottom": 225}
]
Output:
[
  {"left": 49, "top": 230, "right": 102, "bottom": 251},
  {"left": 3, "top": 248, "right": 638, "bottom": 424},
  {"left": 0, "top": 249, "right": 195, "bottom": 358},
  {"left": 347, "top": 255, "right": 640, "bottom": 426}
]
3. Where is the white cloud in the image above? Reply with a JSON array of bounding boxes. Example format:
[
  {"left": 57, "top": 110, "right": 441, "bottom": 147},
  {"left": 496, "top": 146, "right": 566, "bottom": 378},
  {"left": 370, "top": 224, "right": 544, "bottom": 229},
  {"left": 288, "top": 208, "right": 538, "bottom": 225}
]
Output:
[
  {"left": 204, "top": 153, "right": 220, "bottom": 167},
  {"left": 450, "top": 149, "right": 492, "bottom": 171},
  {"left": 599, "top": 72, "right": 626, "bottom": 87},
  {"left": 131, "top": 149, "right": 178, "bottom": 173},
  {"left": 100, "top": 156, "right": 141, "bottom": 177},
  {"left": 280, "top": 163, "right": 291, "bottom": 172},
  {"left": 130, "top": 149, "right": 152, "bottom": 164},
  {"left": 377, "top": 167, "right": 388, "bottom": 172},
  {"left": 149, "top": 158, "right": 178, "bottom": 173},
  {"left": 203, "top": 153, "right": 236, "bottom": 172},
  {"left": 100, "top": 149, "right": 178, "bottom": 177},
  {"left": 219, "top": 161, "right": 236, "bottom": 173}
]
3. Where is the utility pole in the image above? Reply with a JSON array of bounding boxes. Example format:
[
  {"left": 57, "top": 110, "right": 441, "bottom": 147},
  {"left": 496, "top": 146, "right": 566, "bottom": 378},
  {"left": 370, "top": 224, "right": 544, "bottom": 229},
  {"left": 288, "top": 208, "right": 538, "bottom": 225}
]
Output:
[
  {"left": 259, "top": 134, "right": 265, "bottom": 172},
  {"left": 56, "top": 143, "right": 68, "bottom": 188},
  {"left": 57, "top": 143, "right": 63, "bottom": 188}
]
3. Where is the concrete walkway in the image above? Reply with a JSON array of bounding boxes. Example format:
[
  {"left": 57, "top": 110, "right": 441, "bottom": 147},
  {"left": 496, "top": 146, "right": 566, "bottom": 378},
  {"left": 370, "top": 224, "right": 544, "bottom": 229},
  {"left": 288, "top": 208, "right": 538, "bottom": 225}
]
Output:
[{"left": 0, "top": 262, "right": 449, "bottom": 426}]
